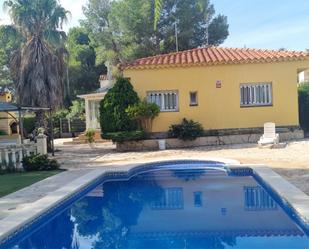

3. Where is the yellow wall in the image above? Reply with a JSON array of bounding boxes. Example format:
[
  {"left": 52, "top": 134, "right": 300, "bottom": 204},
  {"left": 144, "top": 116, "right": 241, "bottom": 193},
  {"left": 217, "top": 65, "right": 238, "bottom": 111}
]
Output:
[{"left": 124, "top": 60, "right": 309, "bottom": 133}]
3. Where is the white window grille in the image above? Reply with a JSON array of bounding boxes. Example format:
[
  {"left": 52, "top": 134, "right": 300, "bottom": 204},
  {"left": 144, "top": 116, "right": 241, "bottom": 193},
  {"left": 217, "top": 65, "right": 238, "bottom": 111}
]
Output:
[
  {"left": 147, "top": 91, "right": 179, "bottom": 111},
  {"left": 240, "top": 83, "right": 272, "bottom": 107},
  {"left": 151, "top": 188, "right": 184, "bottom": 209},
  {"left": 244, "top": 186, "right": 277, "bottom": 211}
]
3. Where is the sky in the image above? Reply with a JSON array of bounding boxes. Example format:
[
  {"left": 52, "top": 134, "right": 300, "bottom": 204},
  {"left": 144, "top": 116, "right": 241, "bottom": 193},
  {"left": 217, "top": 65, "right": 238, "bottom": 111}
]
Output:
[{"left": 0, "top": 0, "right": 309, "bottom": 51}]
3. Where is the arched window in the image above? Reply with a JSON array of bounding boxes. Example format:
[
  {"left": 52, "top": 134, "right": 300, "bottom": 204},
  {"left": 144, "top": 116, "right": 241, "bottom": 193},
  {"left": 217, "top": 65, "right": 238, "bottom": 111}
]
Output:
[{"left": 10, "top": 122, "right": 18, "bottom": 134}]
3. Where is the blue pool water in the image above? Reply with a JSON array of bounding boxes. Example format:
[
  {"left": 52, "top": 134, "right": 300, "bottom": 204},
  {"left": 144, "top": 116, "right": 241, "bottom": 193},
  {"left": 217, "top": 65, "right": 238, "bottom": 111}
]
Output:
[{"left": 1, "top": 162, "right": 309, "bottom": 249}]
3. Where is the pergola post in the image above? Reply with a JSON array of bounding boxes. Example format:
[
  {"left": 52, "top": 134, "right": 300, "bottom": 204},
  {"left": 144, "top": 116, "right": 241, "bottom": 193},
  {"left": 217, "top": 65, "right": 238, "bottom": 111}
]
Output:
[
  {"left": 49, "top": 109, "right": 55, "bottom": 156},
  {"left": 18, "top": 107, "right": 24, "bottom": 144}
]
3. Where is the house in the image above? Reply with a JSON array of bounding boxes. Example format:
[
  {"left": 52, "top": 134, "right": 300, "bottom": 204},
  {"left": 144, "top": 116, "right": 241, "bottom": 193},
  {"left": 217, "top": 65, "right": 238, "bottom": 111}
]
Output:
[
  {"left": 123, "top": 46, "right": 309, "bottom": 139},
  {"left": 0, "top": 92, "right": 18, "bottom": 136}
]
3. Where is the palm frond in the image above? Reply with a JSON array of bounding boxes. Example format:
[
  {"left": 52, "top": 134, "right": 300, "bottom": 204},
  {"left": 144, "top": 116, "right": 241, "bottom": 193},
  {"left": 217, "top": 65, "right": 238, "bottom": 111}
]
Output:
[{"left": 154, "top": 0, "right": 163, "bottom": 30}]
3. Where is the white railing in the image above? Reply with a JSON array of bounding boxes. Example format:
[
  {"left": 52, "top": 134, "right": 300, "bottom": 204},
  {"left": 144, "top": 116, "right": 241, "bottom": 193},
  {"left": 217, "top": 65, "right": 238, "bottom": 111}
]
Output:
[{"left": 0, "top": 142, "right": 38, "bottom": 171}]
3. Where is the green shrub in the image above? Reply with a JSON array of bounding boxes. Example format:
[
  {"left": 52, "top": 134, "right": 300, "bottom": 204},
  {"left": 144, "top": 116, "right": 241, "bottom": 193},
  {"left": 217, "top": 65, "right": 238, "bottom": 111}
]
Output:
[
  {"left": 52, "top": 109, "right": 69, "bottom": 120},
  {"left": 67, "top": 100, "right": 85, "bottom": 120},
  {"left": 23, "top": 116, "right": 36, "bottom": 134},
  {"left": 23, "top": 154, "right": 59, "bottom": 171},
  {"left": 85, "top": 129, "right": 95, "bottom": 143},
  {"left": 168, "top": 118, "right": 203, "bottom": 141},
  {"left": 102, "top": 130, "right": 146, "bottom": 143},
  {"left": 126, "top": 100, "right": 160, "bottom": 131},
  {"left": 99, "top": 77, "right": 139, "bottom": 134},
  {"left": 298, "top": 82, "right": 309, "bottom": 132}
]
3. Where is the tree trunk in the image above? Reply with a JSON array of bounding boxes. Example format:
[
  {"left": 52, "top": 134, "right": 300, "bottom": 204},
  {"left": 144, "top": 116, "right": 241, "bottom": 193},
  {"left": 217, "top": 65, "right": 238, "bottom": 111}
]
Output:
[{"left": 35, "top": 110, "right": 47, "bottom": 131}]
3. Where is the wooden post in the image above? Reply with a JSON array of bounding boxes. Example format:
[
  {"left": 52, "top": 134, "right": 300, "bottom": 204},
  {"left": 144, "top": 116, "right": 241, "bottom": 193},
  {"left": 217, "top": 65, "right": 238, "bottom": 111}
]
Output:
[
  {"left": 59, "top": 118, "right": 63, "bottom": 138},
  {"left": 68, "top": 117, "right": 71, "bottom": 133}
]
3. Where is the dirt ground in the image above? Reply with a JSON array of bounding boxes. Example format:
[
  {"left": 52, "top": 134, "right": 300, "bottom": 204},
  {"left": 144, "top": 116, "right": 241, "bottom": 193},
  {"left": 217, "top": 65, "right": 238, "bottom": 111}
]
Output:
[{"left": 54, "top": 138, "right": 309, "bottom": 195}]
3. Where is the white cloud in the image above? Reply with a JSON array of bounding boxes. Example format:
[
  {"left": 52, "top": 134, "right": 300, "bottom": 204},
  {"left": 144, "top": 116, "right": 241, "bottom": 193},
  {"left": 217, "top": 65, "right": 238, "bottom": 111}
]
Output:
[
  {"left": 60, "top": 0, "right": 88, "bottom": 30},
  {"left": 0, "top": 17, "right": 11, "bottom": 26}
]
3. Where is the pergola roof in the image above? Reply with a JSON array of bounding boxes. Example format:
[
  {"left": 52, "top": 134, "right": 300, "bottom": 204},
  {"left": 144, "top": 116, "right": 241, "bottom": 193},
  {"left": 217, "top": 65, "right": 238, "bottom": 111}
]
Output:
[
  {"left": 0, "top": 102, "right": 19, "bottom": 112},
  {"left": 0, "top": 102, "right": 50, "bottom": 112}
]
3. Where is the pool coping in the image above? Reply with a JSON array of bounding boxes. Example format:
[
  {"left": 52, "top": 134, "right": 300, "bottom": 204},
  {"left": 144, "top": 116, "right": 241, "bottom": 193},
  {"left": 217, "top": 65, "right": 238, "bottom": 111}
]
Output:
[{"left": 0, "top": 158, "right": 309, "bottom": 244}]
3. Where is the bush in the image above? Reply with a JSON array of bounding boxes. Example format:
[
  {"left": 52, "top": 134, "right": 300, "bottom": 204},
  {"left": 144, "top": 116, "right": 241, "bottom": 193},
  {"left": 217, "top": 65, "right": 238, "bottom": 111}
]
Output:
[
  {"left": 102, "top": 130, "right": 146, "bottom": 143},
  {"left": 168, "top": 118, "right": 203, "bottom": 141},
  {"left": 67, "top": 100, "right": 85, "bottom": 120},
  {"left": 0, "top": 130, "right": 6, "bottom": 135},
  {"left": 298, "top": 82, "right": 309, "bottom": 132},
  {"left": 126, "top": 100, "right": 160, "bottom": 132},
  {"left": 23, "top": 116, "right": 36, "bottom": 134},
  {"left": 85, "top": 129, "right": 95, "bottom": 143},
  {"left": 23, "top": 154, "right": 59, "bottom": 171},
  {"left": 99, "top": 77, "right": 139, "bottom": 134},
  {"left": 52, "top": 109, "right": 69, "bottom": 120}
]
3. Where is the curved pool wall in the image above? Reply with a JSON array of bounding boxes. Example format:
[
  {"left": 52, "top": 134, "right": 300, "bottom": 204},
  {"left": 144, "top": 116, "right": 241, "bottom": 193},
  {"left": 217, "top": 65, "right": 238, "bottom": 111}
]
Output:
[{"left": 0, "top": 160, "right": 308, "bottom": 248}]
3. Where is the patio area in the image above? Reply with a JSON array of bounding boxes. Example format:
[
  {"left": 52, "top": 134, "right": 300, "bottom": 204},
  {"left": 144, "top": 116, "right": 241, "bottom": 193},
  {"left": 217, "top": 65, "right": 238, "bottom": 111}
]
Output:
[{"left": 54, "top": 138, "right": 309, "bottom": 195}]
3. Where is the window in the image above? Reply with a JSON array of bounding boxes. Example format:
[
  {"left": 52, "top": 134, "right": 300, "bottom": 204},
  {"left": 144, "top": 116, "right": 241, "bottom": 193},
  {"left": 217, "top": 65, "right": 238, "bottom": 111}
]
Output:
[
  {"left": 194, "top": 191, "right": 202, "bottom": 207},
  {"left": 147, "top": 91, "right": 178, "bottom": 112},
  {"left": 244, "top": 186, "right": 277, "bottom": 211},
  {"left": 240, "top": 83, "right": 272, "bottom": 107},
  {"left": 151, "top": 188, "right": 183, "bottom": 209},
  {"left": 190, "top": 92, "right": 198, "bottom": 106}
]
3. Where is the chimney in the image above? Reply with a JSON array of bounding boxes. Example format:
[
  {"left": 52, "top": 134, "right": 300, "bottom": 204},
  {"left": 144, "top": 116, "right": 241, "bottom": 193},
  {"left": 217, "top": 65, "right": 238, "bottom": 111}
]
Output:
[{"left": 99, "top": 62, "right": 114, "bottom": 89}]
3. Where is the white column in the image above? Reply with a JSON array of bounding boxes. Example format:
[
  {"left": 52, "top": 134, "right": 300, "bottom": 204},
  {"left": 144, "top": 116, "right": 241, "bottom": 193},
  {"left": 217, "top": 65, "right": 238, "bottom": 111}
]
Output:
[
  {"left": 85, "top": 99, "right": 90, "bottom": 130},
  {"left": 37, "top": 134, "right": 48, "bottom": 155},
  {"left": 26, "top": 147, "right": 31, "bottom": 156},
  {"left": 11, "top": 149, "right": 16, "bottom": 165},
  {"left": 4, "top": 149, "right": 9, "bottom": 165},
  {"left": 19, "top": 149, "right": 23, "bottom": 162}
]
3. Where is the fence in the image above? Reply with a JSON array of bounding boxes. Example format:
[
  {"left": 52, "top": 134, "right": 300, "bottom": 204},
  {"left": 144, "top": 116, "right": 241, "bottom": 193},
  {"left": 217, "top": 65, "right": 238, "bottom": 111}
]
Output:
[{"left": 53, "top": 118, "right": 86, "bottom": 138}]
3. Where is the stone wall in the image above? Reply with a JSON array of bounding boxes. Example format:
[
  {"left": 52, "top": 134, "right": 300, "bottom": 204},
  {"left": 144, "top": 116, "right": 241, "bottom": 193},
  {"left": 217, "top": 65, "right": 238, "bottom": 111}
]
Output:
[{"left": 116, "top": 129, "right": 304, "bottom": 152}]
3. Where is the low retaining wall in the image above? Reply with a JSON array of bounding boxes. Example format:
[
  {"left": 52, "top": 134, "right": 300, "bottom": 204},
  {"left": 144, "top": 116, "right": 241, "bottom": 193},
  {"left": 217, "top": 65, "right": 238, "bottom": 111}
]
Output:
[{"left": 116, "top": 129, "right": 304, "bottom": 152}]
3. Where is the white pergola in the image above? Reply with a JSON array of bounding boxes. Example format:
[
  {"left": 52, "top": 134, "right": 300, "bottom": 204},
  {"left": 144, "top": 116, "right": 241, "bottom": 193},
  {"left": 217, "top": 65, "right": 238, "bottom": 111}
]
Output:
[{"left": 78, "top": 74, "right": 114, "bottom": 131}]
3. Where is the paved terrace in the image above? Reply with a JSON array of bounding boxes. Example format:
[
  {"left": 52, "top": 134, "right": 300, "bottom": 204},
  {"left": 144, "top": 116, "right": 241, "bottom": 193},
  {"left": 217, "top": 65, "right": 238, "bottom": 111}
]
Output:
[
  {"left": 0, "top": 138, "right": 309, "bottom": 221},
  {"left": 55, "top": 138, "right": 309, "bottom": 195}
]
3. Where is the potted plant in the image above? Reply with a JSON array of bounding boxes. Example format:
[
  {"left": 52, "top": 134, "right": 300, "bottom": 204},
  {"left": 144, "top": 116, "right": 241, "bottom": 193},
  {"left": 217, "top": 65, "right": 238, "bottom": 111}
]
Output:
[{"left": 85, "top": 129, "right": 96, "bottom": 148}]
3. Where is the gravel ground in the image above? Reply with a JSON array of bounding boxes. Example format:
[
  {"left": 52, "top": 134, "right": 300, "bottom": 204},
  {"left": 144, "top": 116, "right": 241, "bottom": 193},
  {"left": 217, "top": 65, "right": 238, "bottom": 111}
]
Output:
[{"left": 54, "top": 138, "right": 309, "bottom": 195}]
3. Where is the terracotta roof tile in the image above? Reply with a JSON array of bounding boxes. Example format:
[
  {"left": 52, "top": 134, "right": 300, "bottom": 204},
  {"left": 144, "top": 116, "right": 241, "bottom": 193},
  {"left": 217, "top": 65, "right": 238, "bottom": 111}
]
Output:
[{"left": 124, "top": 46, "right": 309, "bottom": 70}]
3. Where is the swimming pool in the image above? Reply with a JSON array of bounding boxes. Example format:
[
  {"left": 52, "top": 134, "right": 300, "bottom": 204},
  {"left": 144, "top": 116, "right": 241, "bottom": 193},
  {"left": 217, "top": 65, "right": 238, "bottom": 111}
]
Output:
[{"left": 0, "top": 161, "right": 308, "bottom": 249}]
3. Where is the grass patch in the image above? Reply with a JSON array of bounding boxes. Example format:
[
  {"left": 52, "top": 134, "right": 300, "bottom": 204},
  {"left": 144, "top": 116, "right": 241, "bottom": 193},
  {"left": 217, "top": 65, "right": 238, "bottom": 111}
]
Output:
[{"left": 0, "top": 171, "right": 62, "bottom": 198}]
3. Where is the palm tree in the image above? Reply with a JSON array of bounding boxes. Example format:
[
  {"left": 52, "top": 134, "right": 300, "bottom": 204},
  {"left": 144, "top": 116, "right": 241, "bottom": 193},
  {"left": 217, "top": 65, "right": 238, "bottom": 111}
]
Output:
[{"left": 3, "top": 0, "right": 70, "bottom": 127}]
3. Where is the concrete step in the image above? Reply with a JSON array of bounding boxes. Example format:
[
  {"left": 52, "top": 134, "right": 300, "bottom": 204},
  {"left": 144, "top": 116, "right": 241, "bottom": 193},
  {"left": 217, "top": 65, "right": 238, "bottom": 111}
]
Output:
[{"left": 63, "top": 130, "right": 109, "bottom": 145}]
